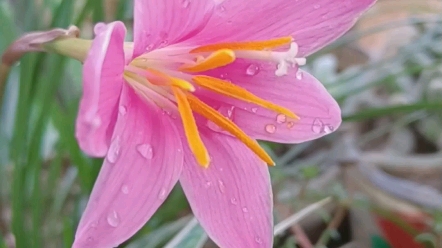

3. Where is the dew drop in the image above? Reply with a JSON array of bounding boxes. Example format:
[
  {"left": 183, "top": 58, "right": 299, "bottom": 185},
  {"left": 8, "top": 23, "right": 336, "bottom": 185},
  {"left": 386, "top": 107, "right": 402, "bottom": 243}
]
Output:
[
  {"left": 265, "top": 124, "right": 276, "bottom": 134},
  {"left": 121, "top": 185, "right": 129, "bottom": 194},
  {"left": 255, "top": 236, "right": 263, "bottom": 244},
  {"left": 314, "top": 4, "right": 320, "bottom": 9},
  {"left": 312, "top": 118, "right": 324, "bottom": 134},
  {"left": 230, "top": 197, "right": 238, "bottom": 205},
  {"left": 118, "top": 105, "right": 127, "bottom": 116},
  {"left": 177, "top": 148, "right": 182, "bottom": 153},
  {"left": 90, "top": 221, "right": 98, "bottom": 228},
  {"left": 218, "top": 180, "right": 226, "bottom": 193},
  {"left": 87, "top": 237, "right": 94, "bottom": 242},
  {"left": 207, "top": 120, "right": 223, "bottom": 132},
  {"left": 204, "top": 181, "right": 212, "bottom": 188},
  {"left": 227, "top": 106, "right": 235, "bottom": 119},
  {"left": 246, "top": 64, "right": 260, "bottom": 76},
  {"left": 296, "top": 70, "right": 304, "bottom": 80},
  {"left": 242, "top": 207, "right": 249, "bottom": 213},
  {"left": 324, "top": 125, "right": 334, "bottom": 134},
  {"left": 158, "top": 188, "right": 167, "bottom": 200},
  {"left": 276, "top": 114, "right": 287, "bottom": 124},
  {"left": 251, "top": 107, "right": 258, "bottom": 113},
  {"left": 287, "top": 121, "right": 295, "bottom": 129},
  {"left": 220, "top": 73, "right": 228, "bottom": 79},
  {"left": 182, "top": 0, "right": 190, "bottom": 8},
  {"left": 107, "top": 137, "right": 121, "bottom": 163},
  {"left": 91, "top": 116, "right": 101, "bottom": 128},
  {"left": 145, "top": 44, "right": 154, "bottom": 51},
  {"left": 107, "top": 211, "right": 120, "bottom": 227},
  {"left": 136, "top": 143, "right": 153, "bottom": 159}
]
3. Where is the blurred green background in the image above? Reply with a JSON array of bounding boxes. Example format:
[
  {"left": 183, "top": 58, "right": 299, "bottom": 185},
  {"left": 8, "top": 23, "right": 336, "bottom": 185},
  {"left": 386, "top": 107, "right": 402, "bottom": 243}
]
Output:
[{"left": 1, "top": 0, "right": 442, "bottom": 247}]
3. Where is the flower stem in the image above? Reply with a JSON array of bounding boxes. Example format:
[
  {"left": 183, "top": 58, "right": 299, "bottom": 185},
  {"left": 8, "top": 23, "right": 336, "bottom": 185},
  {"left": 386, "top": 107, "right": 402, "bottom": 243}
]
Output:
[{"left": 44, "top": 38, "right": 92, "bottom": 62}]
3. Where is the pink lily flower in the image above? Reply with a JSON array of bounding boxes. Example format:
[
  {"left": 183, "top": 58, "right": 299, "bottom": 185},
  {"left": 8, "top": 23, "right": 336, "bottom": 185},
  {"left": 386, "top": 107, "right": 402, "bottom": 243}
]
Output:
[{"left": 73, "top": 0, "right": 375, "bottom": 247}]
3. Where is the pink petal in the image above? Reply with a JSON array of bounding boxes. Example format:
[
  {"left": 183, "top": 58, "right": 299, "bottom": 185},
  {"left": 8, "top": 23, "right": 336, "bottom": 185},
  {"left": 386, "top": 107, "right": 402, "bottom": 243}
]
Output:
[
  {"left": 132, "top": 0, "right": 215, "bottom": 57},
  {"left": 200, "top": 60, "right": 341, "bottom": 143},
  {"left": 75, "top": 22, "right": 126, "bottom": 157},
  {"left": 73, "top": 85, "right": 183, "bottom": 248},
  {"left": 193, "top": 0, "right": 376, "bottom": 56},
  {"left": 179, "top": 129, "right": 273, "bottom": 248}
]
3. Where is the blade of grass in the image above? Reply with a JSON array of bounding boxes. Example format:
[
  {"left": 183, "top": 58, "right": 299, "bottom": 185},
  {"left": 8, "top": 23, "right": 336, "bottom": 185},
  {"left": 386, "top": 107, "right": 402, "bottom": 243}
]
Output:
[
  {"left": 164, "top": 218, "right": 208, "bottom": 248},
  {"left": 343, "top": 102, "right": 442, "bottom": 122},
  {"left": 11, "top": 53, "right": 38, "bottom": 248}
]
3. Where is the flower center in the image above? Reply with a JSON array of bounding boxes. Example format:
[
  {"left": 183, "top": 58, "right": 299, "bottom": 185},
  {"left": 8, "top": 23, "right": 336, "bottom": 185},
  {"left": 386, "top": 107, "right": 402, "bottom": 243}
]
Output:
[{"left": 123, "top": 37, "right": 305, "bottom": 168}]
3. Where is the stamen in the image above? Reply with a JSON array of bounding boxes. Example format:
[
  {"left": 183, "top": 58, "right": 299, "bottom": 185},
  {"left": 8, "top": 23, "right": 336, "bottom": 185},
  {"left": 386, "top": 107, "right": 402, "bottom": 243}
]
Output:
[
  {"left": 180, "top": 49, "right": 235, "bottom": 73},
  {"left": 192, "top": 76, "right": 299, "bottom": 119},
  {"left": 190, "top": 36, "right": 293, "bottom": 53},
  {"left": 186, "top": 93, "right": 275, "bottom": 166},
  {"left": 147, "top": 68, "right": 195, "bottom": 91},
  {"left": 172, "top": 87, "right": 210, "bottom": 167}
]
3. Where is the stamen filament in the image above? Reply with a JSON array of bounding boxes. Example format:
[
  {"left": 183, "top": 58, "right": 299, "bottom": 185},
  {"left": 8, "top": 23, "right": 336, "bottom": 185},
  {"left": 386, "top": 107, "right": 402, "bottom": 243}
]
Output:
[
  {"left": 180, "top": 49, "right": 236, "bottom": 73},
  {"left": 192, "top": 76, "right": 299, "bottom": 119},
  {"left": 146, "top": 68, "right": 195, "bottom": 92},
  {"left": 172, "top": 87, "right": 210, "bottom": 167},
  {"left": 186, "top": 93, "right": 275, "bottom": 166},
  {"left": 190, "top": 36, "right": 293, "bottom": 53}
]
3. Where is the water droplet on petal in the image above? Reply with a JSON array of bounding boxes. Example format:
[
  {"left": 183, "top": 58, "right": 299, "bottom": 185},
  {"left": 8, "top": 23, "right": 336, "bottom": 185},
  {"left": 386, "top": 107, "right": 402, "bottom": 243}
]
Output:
[
  {"left": 87, "top": 237, "right": 94, "bottom": 242},
  {"left": 246, "top": 64, "right": 260, "bottom": 76},
  {"left": 218, "top": 180, "right": 225, "bottom": 193},
  {"left": 177, "top": 148, "right": 182, "bottom": 153},
  {"left": 158, "top": 188, "right": 167, "bottom": 200},
  {"left": 107, "top": 211, "right": 120, "bottom": 227},
  {"left": 296, "top": 70, "right": 304, "bottom": 80},
  {"left": 276, "top": 114, "right": 287, "bottom": 124},
  {"left": 230, "top": 197, "right": 237, "bottom": 205},
  {"left": 207, "top": 120, "right": 223, "bottom": 132},
  {"left": 324, "top": 125, "right": 334, "bottom": 134},
  {"left": 91, "top": 116, "right": 101, "bottom": 128},
  {"left": 121, "top": 185, "right": 129, "bottom": 194},
  {"left": 136, "top": 143, "right": 153, "bottom": 159},
  {"left": 312, "top": 118, "right": 324, "bottom": 134},
  {"left": 217, "top": 5, "right": 226, "bottom": 12},
  {"left": 287, "top": 121, "right": 295, "bottom": 129},
  {"left": 119, "top": 105, "right": 127, "bottom": 116},
  {"left": 255, "top": 236, "right": 263, "bottom": 244},
  {"left": 145, "top": 44, "right": 154, "bottom": 51},
  {"left": 227, "top": 106, "right": 235, "bottom": 119},
  {"left": 314, "top": 4, "right": 320, "bottom": 9},
  {"left": 90, "top": 221, "right": 98, "bottom": 228},
  {"left": 251, "top": 107, "right": 258, "bottom": 113},
  {"left": 204, "top": 181, "right": 212, "bottom": 188},
  {"left": 107, "top": 137, "right": 121, "bottom": 163},
  {"left": 182, "top": 0, "right": 190, "bottom": 8},
  {"left": 242, "top": 207, "right": 249, "bottom": 213},
  {"left": 265, "top": 124, "right": 276, "bottom": 134}
]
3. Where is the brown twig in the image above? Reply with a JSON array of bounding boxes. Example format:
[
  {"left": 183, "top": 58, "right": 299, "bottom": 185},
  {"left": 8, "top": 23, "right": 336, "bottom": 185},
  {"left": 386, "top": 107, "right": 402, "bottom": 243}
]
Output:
[{"left": 315, "top": 205, "right": 347, "bottom": 247}]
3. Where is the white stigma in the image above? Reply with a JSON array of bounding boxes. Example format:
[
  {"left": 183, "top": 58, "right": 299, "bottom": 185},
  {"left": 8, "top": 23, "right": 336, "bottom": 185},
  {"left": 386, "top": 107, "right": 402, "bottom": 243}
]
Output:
[
  {"left": 234, "top": 42, "right": 306, "bottom": 77},
  {"left": 274, "top": 42, "right": 306, "bottom": 77}
]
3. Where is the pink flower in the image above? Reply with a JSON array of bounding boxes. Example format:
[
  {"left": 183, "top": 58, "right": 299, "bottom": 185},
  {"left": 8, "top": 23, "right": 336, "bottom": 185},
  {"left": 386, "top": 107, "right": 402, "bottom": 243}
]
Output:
[{"left": 73, "top": 0, "right": 375, "bottom": 247}]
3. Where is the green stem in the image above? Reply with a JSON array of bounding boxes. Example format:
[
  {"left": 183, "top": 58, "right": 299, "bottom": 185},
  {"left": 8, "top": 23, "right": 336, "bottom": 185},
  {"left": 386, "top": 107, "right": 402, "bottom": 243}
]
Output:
[
  {"left": 44, "top": 38, "right": 92, "bottom": 62},
  {"left": 0, "top": 63, "right": 10, "bottom": 107}
]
